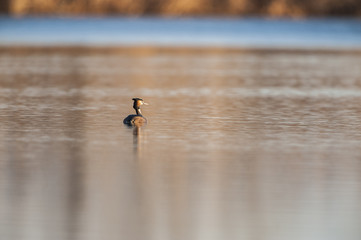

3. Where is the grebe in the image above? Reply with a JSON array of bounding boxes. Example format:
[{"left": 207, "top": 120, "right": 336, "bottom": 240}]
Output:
[{"left": 123, "top": 98, "right": 148, "bottom": 126}]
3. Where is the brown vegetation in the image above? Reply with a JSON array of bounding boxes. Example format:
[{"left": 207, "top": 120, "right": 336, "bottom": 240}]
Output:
[{"left": 3, "top": 0, "right": 361, "bottom": 17}]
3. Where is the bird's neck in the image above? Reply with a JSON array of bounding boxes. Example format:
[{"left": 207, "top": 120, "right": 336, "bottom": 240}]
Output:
[{"left": 135, "top": 108, "right": 142, "bottom": 115}]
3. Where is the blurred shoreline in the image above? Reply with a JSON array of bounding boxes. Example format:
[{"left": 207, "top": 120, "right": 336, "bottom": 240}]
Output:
[
  {"left": 2, "top": 46, "right": 361, "bottom": 54},
  {"left": 1, "top": 0, "right": 361, "bottom": 17}
]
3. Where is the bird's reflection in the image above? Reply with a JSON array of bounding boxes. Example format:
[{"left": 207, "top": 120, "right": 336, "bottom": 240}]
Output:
[{"left": 131, "top": 125, "right": 145, "bottom": 157}]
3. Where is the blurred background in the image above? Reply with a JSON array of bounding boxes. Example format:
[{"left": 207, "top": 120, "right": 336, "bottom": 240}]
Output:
[
  {"left": 1, "top": 0, "right": 361, "bottom": 17},
  {"left": 1, "top": 1, "right": 361, "bottom": 240}
]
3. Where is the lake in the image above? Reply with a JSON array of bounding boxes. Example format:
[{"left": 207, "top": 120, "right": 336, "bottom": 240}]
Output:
[
  {"left": 0, "top": 18, "right": 361, "bottom": 240},
  {"left": 1, "top": 17, "right": 361, "bottom": 49}
]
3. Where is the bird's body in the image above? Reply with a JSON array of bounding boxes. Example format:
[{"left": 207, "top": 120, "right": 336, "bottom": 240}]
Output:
[
  {"left": 123, "top": 114, "right": 147, "bottom": 126},
  {"left": 123, "top": 98, "right": 148, "bottom": 126}
]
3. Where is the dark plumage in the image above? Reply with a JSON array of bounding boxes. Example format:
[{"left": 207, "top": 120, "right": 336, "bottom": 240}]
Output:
[{"left": 123, "top": 98, "right": 148, "bottom": 126}]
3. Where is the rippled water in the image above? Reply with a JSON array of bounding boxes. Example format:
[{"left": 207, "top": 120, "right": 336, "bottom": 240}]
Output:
[{"left": 0, "top": 47, "right": 361, "bottom": 240}]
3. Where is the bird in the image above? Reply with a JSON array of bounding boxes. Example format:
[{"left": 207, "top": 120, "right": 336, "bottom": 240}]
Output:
[{"left": 123, "top": 98, "right": 148, "bottom": 126}]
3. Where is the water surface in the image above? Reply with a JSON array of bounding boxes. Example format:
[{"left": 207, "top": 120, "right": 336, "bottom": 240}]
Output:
[
  {"left": 0, "top": 47, "right": 361, "bottom": 240},
  {"left": 1, "top": 17, "right": 361, "bottom": 49}
]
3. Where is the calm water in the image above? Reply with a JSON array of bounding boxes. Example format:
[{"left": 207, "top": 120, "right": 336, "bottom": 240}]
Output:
[
  {"left": 1, "top": 17, "right": 361, "bottom": 49},
  {"left": 1, "top": 46, "right": 361, "bottom": 240}
]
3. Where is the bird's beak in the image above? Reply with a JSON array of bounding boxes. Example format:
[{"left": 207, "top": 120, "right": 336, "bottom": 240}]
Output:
[{"left": 143, "top": 102, "right": 149, "bottom": 105}]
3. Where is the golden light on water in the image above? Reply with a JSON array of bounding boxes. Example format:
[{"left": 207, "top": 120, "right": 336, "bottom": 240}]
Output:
[{"left": 0, "top": 47, "right": 361, "bottom": 239}]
